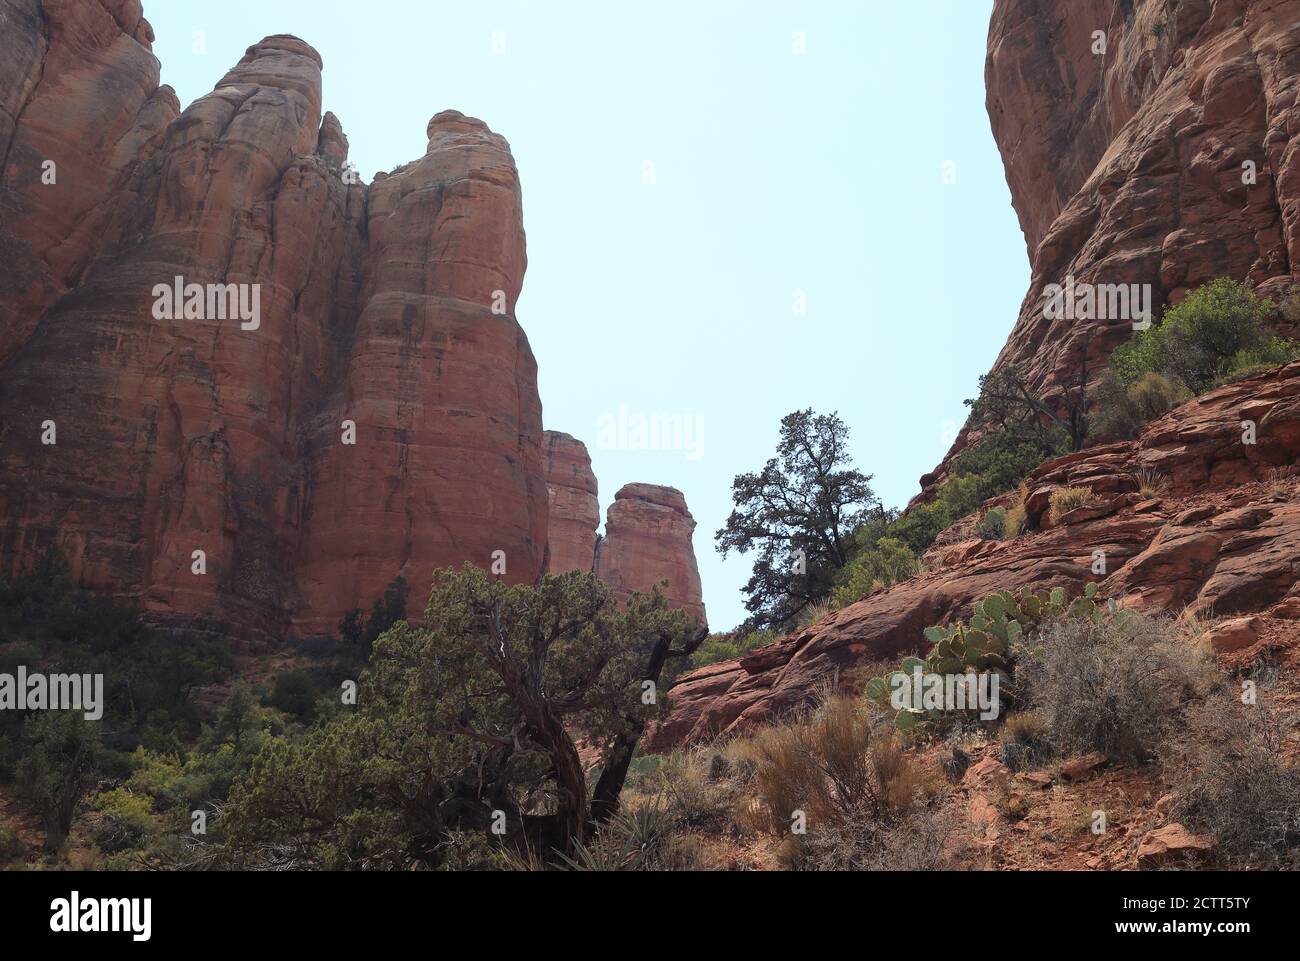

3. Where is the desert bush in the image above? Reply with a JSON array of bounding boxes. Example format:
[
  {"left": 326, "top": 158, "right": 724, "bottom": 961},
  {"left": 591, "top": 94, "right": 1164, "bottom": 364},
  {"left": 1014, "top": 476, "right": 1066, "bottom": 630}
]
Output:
[
  {"left": 976, "top": 507, "right": 1007, "bottom": 541},
  {"left": 830, "top": 537, "right": 920, "bottom": 608},
  {"left": 744, "top": 696, "right": 922, "bottom": 836},
  {"left": 1166, "top": 698, "right": 1300, "bottom": 867},
  {"left": 90, "top": 787, "right": 155, "bottom": 854},
  {"left": 1047, "top": 486, "right": 1095, "bottom": 524},
  {"left": 1089, "top": 371, "right": 1191, "bottom": 441},
  {"left": 798, "top": 801, "right": 966, "bottom": 871},
  {"left": 0, "top": 824, "right": 26, "bottom": 863},
  {"left": 1109, "top": 278, "right": 1296, "bottom": 396},
  {"left": 655, "top": 749, "right": 742, "bottom": 832},
  {"left": 999, "top": 710, "right": 1052, "bottom": 770},
  {"left": 1003, "top": 485, "right": 1029, "bottom": 538},
  {"left": 686, "top": 630, "right": 775, "bottom": 670},
  {"left": 15, "top": 712, "right": 103, "bottom": 850},
  {"left": 1016, "top": 613, "right": 1216, "bottom": 762}
]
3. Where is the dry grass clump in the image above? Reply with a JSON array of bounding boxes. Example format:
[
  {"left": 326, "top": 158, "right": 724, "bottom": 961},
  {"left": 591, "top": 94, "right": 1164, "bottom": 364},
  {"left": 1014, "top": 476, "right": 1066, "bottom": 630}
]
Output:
[
  {"left": 1266, "top": 466, "right": 1296, "bottom": 499},
  {"left": 652, "top": 747, "right": 749, "bottom": 834},
  {"left": 1047, "top": 486, "right": 1095, "bottom": 524},
  {"left": 1165, "top": 698, "right": 1300, "bottom": 868},
  {"left": 998, "top": 710, "right": 1052, "bottom": 770},
  {"left": 739, "top": 696, "right": 920, "bottom": 834},
  {"left": 1136, "top": 465, "right": 1170, "bottom": 499},
  {"left": 796, "top": 801, "right": 968, "bottom": 871},
  {"left": 1015, "top": 612, "right": 1219, "bottom": 762},
  {"left": 1002, "top": 484, "right": 1029, "bottom": 539}
]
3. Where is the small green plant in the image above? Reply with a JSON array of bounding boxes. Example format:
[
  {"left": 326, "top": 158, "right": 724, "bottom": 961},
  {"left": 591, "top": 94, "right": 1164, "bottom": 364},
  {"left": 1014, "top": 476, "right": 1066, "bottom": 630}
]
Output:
[
  {"left": 1047, "top": 486, "right": 1094, "bottom": 524},
  {"left": 976, "top": 507, "right": 1007, "bottom": 541}
]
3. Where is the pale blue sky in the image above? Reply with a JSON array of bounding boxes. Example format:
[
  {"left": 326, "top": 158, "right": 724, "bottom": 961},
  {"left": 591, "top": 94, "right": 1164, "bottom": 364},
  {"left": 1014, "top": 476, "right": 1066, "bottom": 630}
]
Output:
[{"left": 146, "top": 0, "right": 1029, "bottom": 632}]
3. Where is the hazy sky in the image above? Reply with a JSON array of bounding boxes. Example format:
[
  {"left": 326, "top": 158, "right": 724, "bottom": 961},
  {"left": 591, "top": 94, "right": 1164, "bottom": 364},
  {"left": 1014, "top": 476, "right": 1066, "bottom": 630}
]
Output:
[{"left": 146, "top": 0, "right": 1029, "bottom": 632}]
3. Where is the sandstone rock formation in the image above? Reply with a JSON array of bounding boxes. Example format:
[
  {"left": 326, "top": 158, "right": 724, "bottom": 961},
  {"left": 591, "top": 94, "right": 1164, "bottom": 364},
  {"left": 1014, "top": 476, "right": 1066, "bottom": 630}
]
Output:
[
  {"left": 543, "top": 431, "right": 599, "bottom": 575},
  {"left": 650, "top": 360, "right": 1300, "bottom": 749},
  {"left": 0, "top": 2, "right": 711, "bottom": 647},
  {"left": 597, "top": 484, "right": 707, "bottom": 629},
  {"left": 0, "top": 7, "right": 546, "bottom": 645},
  {"left": 928, "top": 0, "right": 1300, "bottom": 490}
]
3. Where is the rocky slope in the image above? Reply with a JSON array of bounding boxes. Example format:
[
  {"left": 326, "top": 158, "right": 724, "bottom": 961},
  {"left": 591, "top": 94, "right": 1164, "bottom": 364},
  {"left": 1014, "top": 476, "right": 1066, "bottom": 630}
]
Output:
[
  {"left": 926, "top": 0, "right": 1300, "bottom": 490},
  {"left": 0, "top": 2, "right": 706, "bottom": 645},
  {"left": 651, "top": 360, "right": 1300, "bottom": 749}
]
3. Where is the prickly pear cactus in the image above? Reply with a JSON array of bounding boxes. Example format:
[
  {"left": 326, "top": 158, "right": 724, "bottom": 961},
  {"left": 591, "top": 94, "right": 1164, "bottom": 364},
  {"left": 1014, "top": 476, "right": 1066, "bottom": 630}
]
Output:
[{"left": 864, "top": 583, "right": 1104, "bottom": 734}]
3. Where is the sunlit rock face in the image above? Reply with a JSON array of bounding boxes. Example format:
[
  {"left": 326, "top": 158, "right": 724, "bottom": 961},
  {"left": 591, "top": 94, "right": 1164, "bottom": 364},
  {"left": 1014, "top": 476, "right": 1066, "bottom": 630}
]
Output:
[
  {"left": 926, "top": 0, "right": 1300, "bottom": 492},
  {"left": 596, "top": 484, "right": 707, "bottom": 630},
  {"left": 543, "top": 431, "right": 599, "bottom": 576}
]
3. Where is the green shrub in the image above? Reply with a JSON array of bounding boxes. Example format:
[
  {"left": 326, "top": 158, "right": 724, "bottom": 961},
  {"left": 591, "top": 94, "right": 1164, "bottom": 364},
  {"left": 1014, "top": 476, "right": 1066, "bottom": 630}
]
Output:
[
  {"left": 15, "top": 712, "right": 102, "bottom": 850},
  {"left": 91, "top": 787, "right": 155, "bottom": 853},
  {"left": 1108, "top": 278, "right": 1293, "bottom": 398},
  {"left": 266, "top": 670, "right": 321, "bottom": 720},
  {"left": 831, "top": 537, "right": 920, "bottom": 608},
  {"left": 687, "top": 631, "right": 775, "bottom": 670},
  {"left": 975, "top": 508, "right": 1007, "bottom": 541},
  {"left": 1089, "top": 371, "right": 1191, "bottom": 441},
  {"left": 1223, "top": 335, "right": 1300, "bottom": 382}
]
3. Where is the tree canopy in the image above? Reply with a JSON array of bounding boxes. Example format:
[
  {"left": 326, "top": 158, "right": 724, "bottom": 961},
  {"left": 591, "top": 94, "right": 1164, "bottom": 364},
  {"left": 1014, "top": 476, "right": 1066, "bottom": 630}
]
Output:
[{"left": 715, "top": 409, "right": 880, "bottom": 630}]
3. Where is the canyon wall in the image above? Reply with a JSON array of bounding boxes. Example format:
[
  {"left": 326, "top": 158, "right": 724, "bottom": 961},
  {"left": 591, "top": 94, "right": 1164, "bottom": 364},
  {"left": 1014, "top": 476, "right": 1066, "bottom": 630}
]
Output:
[
  {"left": 543, "top": 431, "right": 599, "bottom": 575},
  {"left": 0, "top": 1, "right": 708, "bottom": 645},
  {"left": 927, "top": 0, "right": 1300, "bottom": 489},
  {"left": 0, "top": 6, "right": 546, "bottom": 645}
]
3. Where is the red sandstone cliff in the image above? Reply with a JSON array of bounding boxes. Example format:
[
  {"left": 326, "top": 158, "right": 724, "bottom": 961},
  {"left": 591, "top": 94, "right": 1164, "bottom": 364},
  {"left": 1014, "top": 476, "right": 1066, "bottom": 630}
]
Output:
[
  {"left": 597, "top": 484, "right": 707, "bottom": 629},
  {"left": 0, "top": 2, "right": 708, "bottom": 645},
  {"left": 925, "top": 0, "right": 1300, "bottom": 490},
  {"left": 543, "top": 431, "right": 599, "bottom": 575},
  {"left": 0, "top": 8, "right": 546, "bottom": 644}
]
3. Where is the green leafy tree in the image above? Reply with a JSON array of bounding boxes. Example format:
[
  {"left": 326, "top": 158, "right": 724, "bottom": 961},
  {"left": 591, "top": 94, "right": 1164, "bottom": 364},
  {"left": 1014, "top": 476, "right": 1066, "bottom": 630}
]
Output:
[
  {"left": 966, "top": 355, "right": 1089, "bottom": 453},
  {"left": 16, "top": 712, "right": 102, "bottom": 849},
  {"left": 716, "top": 410, "right": 881, "bottom": 630},
  {"left": 225, "top": 567, "right": 699, "bottom": 866}
]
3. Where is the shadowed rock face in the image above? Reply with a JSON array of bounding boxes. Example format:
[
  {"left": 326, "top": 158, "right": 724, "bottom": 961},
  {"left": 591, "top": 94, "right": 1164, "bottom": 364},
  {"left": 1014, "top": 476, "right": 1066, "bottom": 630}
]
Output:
[
  {"left": 0, "top": 9, "right": 546, "bottom": 645},
  {"left": 597, "top": 484, "right": 707, "bottom": 630},
  {"left": 650, "top": 361, "right": 1300, "bottom": 751},
  {"left": 543, "top": 431, "right": 599, "bottom": 575},
  {"left": 926, "top": 0, "right": 1300, "bottom": 491}
]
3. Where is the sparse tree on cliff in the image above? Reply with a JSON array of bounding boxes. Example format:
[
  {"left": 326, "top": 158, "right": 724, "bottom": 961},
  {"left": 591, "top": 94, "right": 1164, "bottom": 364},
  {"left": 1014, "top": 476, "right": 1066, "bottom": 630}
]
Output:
[{"left": 716, "top": 409, "right": 880, "bottom": 630}]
